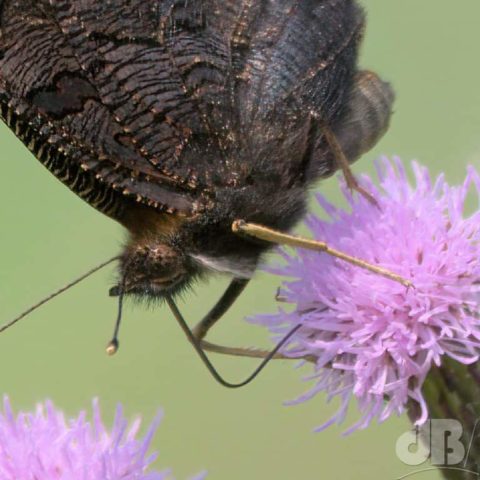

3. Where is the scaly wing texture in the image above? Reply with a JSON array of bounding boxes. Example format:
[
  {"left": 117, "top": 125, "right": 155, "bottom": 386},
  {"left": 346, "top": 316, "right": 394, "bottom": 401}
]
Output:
[
  {"left": 0, "top": 0, "right": 363, "bottom": 218},
  {"left": 227, "top": 0, "right": 365, "bottom": 189}
]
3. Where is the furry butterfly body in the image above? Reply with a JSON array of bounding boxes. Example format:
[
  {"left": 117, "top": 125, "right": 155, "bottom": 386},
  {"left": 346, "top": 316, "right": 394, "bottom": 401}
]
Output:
[{"left": 0, "top": 0, "right": 393, "bottom": 300}]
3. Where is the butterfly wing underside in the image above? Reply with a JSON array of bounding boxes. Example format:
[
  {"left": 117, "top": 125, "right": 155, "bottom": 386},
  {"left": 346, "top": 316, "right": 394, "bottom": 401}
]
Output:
[{"left": 0, "top": 0, "right": 364, "bottom": 221}]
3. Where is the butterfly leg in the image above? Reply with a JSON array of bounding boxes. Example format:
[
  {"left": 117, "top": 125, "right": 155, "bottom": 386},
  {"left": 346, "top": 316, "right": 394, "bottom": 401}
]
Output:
[
  {"left": 167, "top": 294, "right": 306, "bottom": 388},
  {"left": 198, "top": 340, "right": 292, "bottom": 360},
  {"left": 314, "top": 70, "right": 394, "bottom": 202},
  {"left": 190, "top": 278, "right": 294, "bottom": 360},
  {"left": 232, "top": 221, "right": 413, "bottom": 288},
  {"left": 322, "top": 122, "right": 378, "bottom": 204}
]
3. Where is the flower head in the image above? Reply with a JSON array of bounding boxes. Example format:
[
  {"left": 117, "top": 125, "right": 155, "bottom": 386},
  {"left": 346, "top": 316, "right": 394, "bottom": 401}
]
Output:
[
  {"left": 252, "top": 158, "right": 480, "bottom": 433},
  {"left": 0, "top": 397, "right": 205, "bottom": 480}
]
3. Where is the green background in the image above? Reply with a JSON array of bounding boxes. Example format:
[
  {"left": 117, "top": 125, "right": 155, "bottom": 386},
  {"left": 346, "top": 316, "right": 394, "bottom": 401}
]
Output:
[{"left": 1, "top": 2, "right": 479, "bottom": 479}]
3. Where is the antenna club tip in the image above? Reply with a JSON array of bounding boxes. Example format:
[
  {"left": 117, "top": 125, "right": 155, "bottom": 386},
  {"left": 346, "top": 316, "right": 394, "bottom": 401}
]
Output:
[{"left": 106, "top": 339, "right": 119, "bottom": 356}]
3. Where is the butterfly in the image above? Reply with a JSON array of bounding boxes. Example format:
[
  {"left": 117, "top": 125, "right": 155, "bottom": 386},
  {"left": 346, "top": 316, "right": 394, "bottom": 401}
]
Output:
[{"left": 0, "top": 0, "right": 395, "bottom": 386}]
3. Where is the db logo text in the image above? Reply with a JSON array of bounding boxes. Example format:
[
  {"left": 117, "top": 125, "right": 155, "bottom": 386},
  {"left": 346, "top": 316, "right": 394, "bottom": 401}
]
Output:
[{"left": 395, "top": 419, "right": 480, "bottom": 479}]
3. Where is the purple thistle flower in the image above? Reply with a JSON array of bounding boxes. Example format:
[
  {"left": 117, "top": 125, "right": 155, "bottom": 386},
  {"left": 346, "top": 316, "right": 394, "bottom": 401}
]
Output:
[
  {"left": 0, "top": 397, "right": 206, "bottom": 480},
  {"left": 252, "top": 157, "right": 480, "bottom": 434}
]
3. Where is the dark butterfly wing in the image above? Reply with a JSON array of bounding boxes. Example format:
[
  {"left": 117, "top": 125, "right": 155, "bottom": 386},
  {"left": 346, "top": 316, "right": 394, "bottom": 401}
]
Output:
[
  {"left": 229, "top": 0, "right": 364, "bottom": 119},
  {"left": 0, "top": 0, "right": 363, "bottom": 220},
  {"left": 0, "top": 0, "right": 233, "bottom": 219}
]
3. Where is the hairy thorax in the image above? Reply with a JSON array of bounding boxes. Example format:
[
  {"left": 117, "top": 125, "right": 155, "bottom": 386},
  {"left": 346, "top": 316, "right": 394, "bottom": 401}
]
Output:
[{"left": 114, "top": 181, "right": 308, "bottom": 299}]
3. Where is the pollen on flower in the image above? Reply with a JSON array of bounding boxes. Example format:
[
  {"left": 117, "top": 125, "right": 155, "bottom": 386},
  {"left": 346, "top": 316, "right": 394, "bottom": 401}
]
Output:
[
  {"left": 251, "top": 157, "right": 480, "bottom": 434},
  {"left": 0, "top": 397, "right": 206, "bottom": 480}
]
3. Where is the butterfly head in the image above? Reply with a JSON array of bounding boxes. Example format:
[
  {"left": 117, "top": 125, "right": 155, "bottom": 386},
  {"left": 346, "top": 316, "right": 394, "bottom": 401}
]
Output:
[{"left": 109, "top": 242, "right": 197, "bottom": 299}]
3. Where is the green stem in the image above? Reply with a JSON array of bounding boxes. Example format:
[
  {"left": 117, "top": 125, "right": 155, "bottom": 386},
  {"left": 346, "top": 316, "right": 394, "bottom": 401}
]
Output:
[{"left": 415, "top": 359, "right": 480, "bottom": 480}]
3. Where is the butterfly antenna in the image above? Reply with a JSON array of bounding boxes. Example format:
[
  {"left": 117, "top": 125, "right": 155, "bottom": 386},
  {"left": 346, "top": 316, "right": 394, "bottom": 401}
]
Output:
[
  {"left": 166, "top": 296, "right": 301, "bottom": 389},
  {"left": 106, "top": 272, "right": 127, "bottom": 356},
  {"left": 0, "top": 256, "right": 119, "bottom": 335}
]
